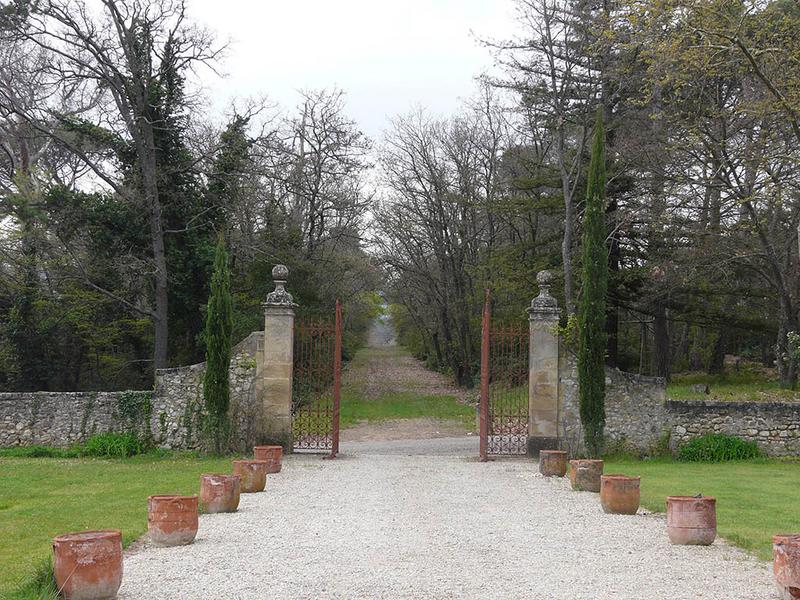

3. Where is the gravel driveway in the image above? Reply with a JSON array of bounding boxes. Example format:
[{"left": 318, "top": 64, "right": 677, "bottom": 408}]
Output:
[{"left": 119, "top": 438, "right": 777, "bottom": 599}]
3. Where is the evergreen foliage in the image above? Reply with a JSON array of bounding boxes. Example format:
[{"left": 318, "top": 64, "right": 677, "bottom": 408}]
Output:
[
  {"left": 203, "top": 235, "right": 233, "bottom": 455},
  {"left": 578, "top": 109, "right": 608, "bottom": 457}
]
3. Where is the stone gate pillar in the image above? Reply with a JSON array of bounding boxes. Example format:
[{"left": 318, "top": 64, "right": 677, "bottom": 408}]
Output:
[
  {"left": 526, "top": 270, "right": 561, "bottom": 455},
  {"left": 257, "top": 264, "right": 296, "bottom": 450}
]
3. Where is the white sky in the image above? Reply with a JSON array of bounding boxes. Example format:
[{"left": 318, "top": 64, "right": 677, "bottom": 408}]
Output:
[{"left": 190, "top": 0, "right": 518, "bottom": 139}]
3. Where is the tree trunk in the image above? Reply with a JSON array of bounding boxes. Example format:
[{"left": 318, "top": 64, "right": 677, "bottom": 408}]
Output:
[
  {"left": 562, "top": 182, "right": 575, "bottom": 314},
  {"left": 139, "top": 126, "right": 169, "bottom": 370},
  {"left": 707, "top": 328, "right": 727, "bottom": 375},
  {"left": 652, "top": 305, "right": 670, "bottom": 379},
  {"left": 605, "top": 230, "right": 619, "bottom": 368},
  {"left": 776, "top": 307, "right": 798, "bottom": 389}
]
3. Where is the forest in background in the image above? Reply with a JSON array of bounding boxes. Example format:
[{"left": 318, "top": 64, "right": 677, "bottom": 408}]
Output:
[
  {"left": 0, "top": 1, "right": 380, "bottom": 391},
  {"left": 380, "top": 0, "right": 800, "bottom": 389},
  {"left": 0, "top": 0, "right": 799, "bottom": 392}
]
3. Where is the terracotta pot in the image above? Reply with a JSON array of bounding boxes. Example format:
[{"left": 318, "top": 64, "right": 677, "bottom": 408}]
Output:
[
  {"left": 774, "top": 534, "right": 800, "bottom": 599},
  {"left": 569, "top": 459, "right": 604, "bottom": 492},
  {"left": 666, "top": 496, "right": 716, "bottom": 545},
  {"left": 147, "top": 495, "right": 198, "bottom": 547},
  {"left": 233, "top": 460, "right": 269, "bottom": 493},
  {"left": 199, "top": 474, "right": 240, "bottom": 513},
  {"left": 253, "top": 445, "right": 283, "bottom": 473},
  {"left": 600, "top": 474, "right": 641, "bottom": 515},
  {"left": 538, "top": 450, "right": 568, "bottom": 477},
  {"left": 53, "top": 529, "right": 122, "bottom": 600}
]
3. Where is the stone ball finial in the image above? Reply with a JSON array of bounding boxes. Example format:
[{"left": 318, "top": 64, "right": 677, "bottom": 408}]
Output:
[
  {"left": 537, "top": 270, "right": 554, "bottom": 286},
  {"left": 528, "top": 269, "right": 559, "bottom": 319},
  {"left": 265, "top": 264, "right": 295, "bottom": 307},
  {"left": 272, "top": 264, "right": 289, "bottom": 281}
]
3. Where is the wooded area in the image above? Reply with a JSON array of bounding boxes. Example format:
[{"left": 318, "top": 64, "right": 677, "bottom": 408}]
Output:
[
  {"left": 380, "top": 0, "right": 800, "bottom": 389},
  {"left": 0, "top": 0, "right": 798, "bottom": 391},
  {"left": 0, "top": 1, "right": 379, "bottom": 391}
]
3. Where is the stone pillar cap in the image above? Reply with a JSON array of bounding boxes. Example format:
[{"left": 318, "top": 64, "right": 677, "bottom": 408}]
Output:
[
  {"left": 264, "top": 264, "right": 297, "bottom": 308},
  {"left": 528, "top": 270, "right": 559, "bottom": 320}
]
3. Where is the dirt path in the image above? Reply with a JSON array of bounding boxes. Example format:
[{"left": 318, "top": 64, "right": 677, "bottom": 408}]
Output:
[{"left": 340, "top": 317, "right": 476, "bottom": 443}]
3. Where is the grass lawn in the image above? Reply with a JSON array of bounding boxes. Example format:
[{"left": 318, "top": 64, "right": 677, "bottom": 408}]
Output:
[
  {"left": 336, "top": 344, "right": 477, "bottom": 430},
  {"left": 0, "top": 453, "right": 232, "bottom": 597},
  {"left": 340, "top": 388, "right": 475, "bottom": 429},
  {"left": 604, "top": 457, "right": 800, "bottom": 560},
  {"left": 668, "top": 370, "right": 800, "bottom": 402}
]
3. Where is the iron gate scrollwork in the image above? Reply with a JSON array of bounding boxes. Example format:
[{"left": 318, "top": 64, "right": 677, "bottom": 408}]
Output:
[
  {"left": 480, "top": 290, "right": 530, "bottom": 459},
  {"left": 292, "top": 301, "right": 341, "bottom": 455}
]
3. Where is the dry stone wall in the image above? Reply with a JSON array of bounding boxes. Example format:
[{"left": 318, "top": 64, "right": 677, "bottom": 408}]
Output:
[
  {"left": 558, "top": 353, "right": 669, "bottom": 456},
  {"left": 557, "top": 351, "right": 799, "bottom": 457},
  {"left": 0, "top": 390, "right": 153, "bottom": 447},
  {"left": 0, "top": 333, "right": 262, "bottom": 452},
  {"left": 668, "top": 400, "right": 800, "bottom": 456}
]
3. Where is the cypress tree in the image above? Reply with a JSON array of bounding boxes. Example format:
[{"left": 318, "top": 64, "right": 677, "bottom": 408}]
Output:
[
  {"left": 578, "top": 109, "right": 608, "bottom": 457},
  {"left": 203, "top": 234, "right": 233, "bottom": 455}
]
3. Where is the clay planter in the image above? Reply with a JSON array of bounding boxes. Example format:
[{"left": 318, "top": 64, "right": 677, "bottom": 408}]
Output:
[
  {"left": 253, "top": 445, "right": 283, "bottom": 473},
  {"left": 53, "top": 529, "right": 122, "bottom": 600},
  {"left": 569, "top": 459, "right": 604, "bottom": 492},
  {"left": 666, "top": 496, "right": 717, "bottom": 545},
  {"left": 600, "top": 474, "right": 641, "bottom": 515},
  {"left": 147, "top": 495, "right": 199, "bottom": 547},
  {"left": 232, "top": 460, "right": 269, "bottom": 493},
  {"left": 199, "top": 474, "right": 240, "bottom": 513},
  {"left": 539, "top": 450, "right": 568, "bottom": 477},
  {"left": 774, "top": 534, "right": 800, "bottom": 599}
]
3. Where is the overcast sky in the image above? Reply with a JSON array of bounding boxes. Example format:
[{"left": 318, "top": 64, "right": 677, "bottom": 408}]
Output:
[{"left": 191, "top": 0, "right": 517, "bottom": 139}]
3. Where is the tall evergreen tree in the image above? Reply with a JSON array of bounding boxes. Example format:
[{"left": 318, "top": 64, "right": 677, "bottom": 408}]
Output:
[
  {"left": 203, "top": 235, "right": 233, "bottom": 455},
  {"left": 578, "top": 109, "right": 608, "bottom": 457}
]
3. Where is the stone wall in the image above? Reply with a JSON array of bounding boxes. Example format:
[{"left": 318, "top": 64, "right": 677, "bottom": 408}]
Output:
[
  {"left": 0, "top": 390, "right": 153, "bottom": 447},
  {"left": 557, "top": 351, "right": 800, "bottom": 457},
  {"left": 0, "top": 332, "right": 263, "bottom": 451},
  {"left": 558, "top": 352, "right": 669, "bottom": 456},
  {"left": 668, "top": 400, "right": 800, "bottom": 457}
]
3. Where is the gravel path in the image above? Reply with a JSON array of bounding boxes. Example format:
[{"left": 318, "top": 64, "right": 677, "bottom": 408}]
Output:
[{"left": 119, "top": 440, "right": 777, "bottom": 600}]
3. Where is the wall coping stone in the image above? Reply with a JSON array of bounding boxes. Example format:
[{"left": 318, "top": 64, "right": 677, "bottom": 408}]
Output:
[{"left": 666, "top": 399, "right": 800, "bottom": 412}]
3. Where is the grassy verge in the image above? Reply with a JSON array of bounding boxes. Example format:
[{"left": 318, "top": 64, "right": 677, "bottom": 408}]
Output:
[
  {"left": 668, "top": 371, "right": 799, "bottom": 402},
  {"left": 603, "top": 457, "right": 800, "bottom": 560},
  {"left": 0, "top": 453, "right": 232, "bottom": 597},
  {"left": 335, "top": 343, "right": 477, "bottom": 429},
  {"left": 340, "top": 388, "right": 475, "bottom": 429}
]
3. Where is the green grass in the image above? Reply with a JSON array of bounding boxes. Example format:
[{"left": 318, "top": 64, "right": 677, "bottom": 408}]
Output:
[
  {"left": 340, "top": 388, "right": 475, "bottom": 429},
  {"left": 668, "top": 370, "right": 799, "bottom": 402},
  {"left": 0, "top": 453, "right": 232, "bottom": 597},
  {"left": 336, "top": 343, "right": 477, "bottom": 429},
  {"left": 603, "top": 457, "right": 800, "bottom": 560},
  {"left": 4, "top": 560, "right": 59, "bottom": 600}
]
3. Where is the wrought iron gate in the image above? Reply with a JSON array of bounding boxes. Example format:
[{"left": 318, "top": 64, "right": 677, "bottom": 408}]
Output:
[
  {"left": 479, "top": 290, "right": 530, "bottom": 460},
  {"left": 292, "top": 301, "right": 341, "bottom": 456}
]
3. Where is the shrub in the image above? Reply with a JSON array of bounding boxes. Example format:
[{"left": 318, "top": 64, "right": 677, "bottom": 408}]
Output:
[
  {"left": 677, "top": 434, "right": 762, "bottom": 462},
  {"left": 81, "top": 432, "right": 143, "bottom": 458}
]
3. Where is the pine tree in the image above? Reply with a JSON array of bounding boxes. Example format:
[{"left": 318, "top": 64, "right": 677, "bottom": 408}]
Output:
[
  {"left": 578, "top": 109, "right": 608, "bottom": 457},
  {"left": 203, "top": 235, "right": 233, "bottom": 455}
]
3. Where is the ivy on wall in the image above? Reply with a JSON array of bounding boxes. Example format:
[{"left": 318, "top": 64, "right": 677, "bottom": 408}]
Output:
[{"left": 116, "top": 391, "right": 153, "bottom": 445}]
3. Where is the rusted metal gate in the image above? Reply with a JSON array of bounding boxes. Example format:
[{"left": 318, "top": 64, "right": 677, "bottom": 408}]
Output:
[
  {"left": 479, "top": 290, "right": 530, "bottom": 460},
  {"left": 292, "top": 301, "right": 341, "bottom": 456}
]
